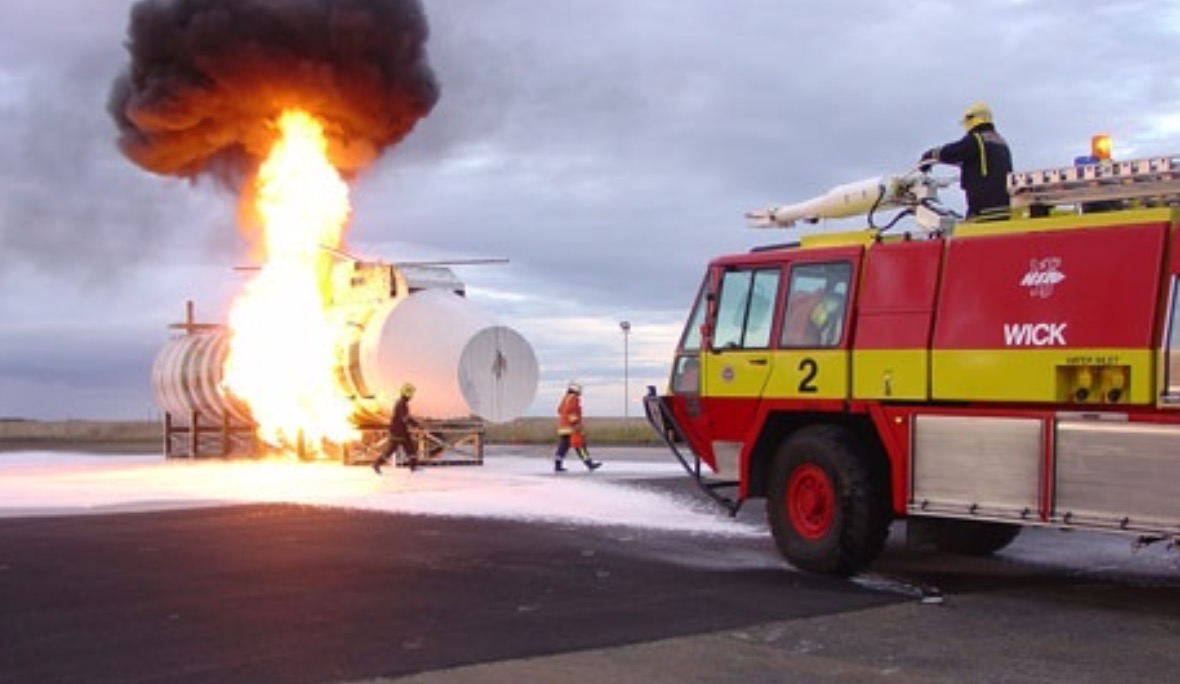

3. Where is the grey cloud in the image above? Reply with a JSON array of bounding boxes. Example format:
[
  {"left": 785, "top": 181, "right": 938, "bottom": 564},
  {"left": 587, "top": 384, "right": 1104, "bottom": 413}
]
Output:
[
  {"left": 3, "top": 0, "right": 1180, "bottom": 419},
  {"left": 0, "top": 42, "right": 241, "bottom": 288},
  {"left": 0, "top": 325, "right": 159, "bottom": 419},
  {"left": 356, "top": 0, "right": 1180, "bottom": 316}
]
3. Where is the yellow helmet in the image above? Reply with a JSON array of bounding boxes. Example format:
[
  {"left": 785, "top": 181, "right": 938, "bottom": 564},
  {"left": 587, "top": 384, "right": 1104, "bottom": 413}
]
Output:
[
  {"left": 400, "top": 383, "right": 416, "bottom": 398},
  {"left": 961, "top": 102, "right": 993, "bottom": 129}
]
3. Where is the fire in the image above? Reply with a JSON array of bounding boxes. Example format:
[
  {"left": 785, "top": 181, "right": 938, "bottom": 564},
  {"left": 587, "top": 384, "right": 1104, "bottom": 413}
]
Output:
[{"left": 223, "top": 110, "right": 358, "bottom": 452}]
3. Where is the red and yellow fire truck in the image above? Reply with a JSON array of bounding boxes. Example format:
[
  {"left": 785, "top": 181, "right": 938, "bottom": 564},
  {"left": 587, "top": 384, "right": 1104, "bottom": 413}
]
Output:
[{"left": 645, "top": 147, "right": 1180, "bottom": 576}]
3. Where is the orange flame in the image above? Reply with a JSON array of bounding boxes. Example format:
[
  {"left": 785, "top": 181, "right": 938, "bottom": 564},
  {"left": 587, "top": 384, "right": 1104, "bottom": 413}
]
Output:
[{"left": 223, "top": 110, "right": 358, "bottom": 453}]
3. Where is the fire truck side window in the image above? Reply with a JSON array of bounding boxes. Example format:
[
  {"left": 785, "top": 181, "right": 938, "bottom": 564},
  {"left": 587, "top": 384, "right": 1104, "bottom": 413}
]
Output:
[
  {"left": 678, "top": 279, "right": 709, "bottom": 352},
  {"left": 712, "top": 269, "right": 780, "bottom": 350},
  {"left": 781, "top": 262, "right": 852, "bottom": 348},
  {"left": 671, "top": 278, "right": 710, "bottom": 394}
]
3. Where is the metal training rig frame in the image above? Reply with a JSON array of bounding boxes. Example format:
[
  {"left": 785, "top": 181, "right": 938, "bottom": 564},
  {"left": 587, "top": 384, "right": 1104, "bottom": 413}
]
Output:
[{"left": 344, "top": 418, "right": 486, "bottom": 468}]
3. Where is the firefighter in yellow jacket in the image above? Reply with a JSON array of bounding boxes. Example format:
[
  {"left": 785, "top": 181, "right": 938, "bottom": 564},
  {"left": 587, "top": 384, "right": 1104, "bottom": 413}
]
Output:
[{"left": 555, "top": 381, "right": 602, "bottom": 473}]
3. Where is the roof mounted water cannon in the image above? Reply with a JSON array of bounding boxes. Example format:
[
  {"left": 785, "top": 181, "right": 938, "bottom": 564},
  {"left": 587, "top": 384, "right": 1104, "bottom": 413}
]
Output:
[{"left": 746, "top": 170, "right": 959, "bottom": 233}]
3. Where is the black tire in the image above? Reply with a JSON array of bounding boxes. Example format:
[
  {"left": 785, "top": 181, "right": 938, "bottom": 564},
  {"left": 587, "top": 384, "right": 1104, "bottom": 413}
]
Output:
[
  {"left": 919, "top": 518, "right": 1022, "bottom": 556},
  {"left": 767, "top": 425, "right": 891, "bottom": 577}
]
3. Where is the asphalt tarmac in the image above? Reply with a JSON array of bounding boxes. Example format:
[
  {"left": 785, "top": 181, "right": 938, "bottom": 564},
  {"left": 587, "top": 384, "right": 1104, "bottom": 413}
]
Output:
[
  {"left": 0, "top": 499, "right": 898, "bottom": 684},
  {"left": 2, "top": 462, "right": 1178, "bottom": 684}
]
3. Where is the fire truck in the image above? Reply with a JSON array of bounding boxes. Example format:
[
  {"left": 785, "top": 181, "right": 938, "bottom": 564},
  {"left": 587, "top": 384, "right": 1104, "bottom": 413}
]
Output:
[{"left": 644, "top": 145, "right": 1180, "bottom": 576}]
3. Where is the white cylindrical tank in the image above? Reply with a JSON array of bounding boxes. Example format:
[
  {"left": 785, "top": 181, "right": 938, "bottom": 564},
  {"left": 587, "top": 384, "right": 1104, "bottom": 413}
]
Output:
[
  {"left": 151, "top": 330, "right": 252, "bottom": 425},
  {"left": 356, "top": 288, "right": 538, "bottom": 423}
]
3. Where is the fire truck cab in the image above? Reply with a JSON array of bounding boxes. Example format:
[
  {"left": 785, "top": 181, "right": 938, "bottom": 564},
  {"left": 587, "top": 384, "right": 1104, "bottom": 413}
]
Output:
[{"left": 646, "top": 154, "right": 1180, "bottom": 576}]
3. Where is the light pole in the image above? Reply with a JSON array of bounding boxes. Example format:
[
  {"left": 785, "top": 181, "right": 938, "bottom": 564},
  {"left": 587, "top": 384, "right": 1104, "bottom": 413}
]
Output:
[{"left": 619, "top": 320, "right": 631, "bottom": 422}]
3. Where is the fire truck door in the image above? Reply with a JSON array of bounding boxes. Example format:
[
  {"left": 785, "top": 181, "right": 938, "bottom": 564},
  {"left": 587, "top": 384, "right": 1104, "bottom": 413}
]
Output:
[
  {"left": 767, "top": 261, "right": 854, "bottom": 399},
  {"left": 666, "top": 277, "right": 712, "bottom": 451},
  {"left": 699, "top": 267, "right": 780, "bottom": 444}
]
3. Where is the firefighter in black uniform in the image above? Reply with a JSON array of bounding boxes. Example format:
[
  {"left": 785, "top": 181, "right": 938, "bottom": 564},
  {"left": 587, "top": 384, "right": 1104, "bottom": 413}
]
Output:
[
  {"left": 919, "top": 102, "right": 1013, "bottom": 219},
  {"left": 372, "top": 383, "right": 420, "bottom": 474}
]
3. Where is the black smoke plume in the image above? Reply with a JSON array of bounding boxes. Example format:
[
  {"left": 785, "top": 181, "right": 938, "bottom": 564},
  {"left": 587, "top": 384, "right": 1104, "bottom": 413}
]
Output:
[{"left": 108, "top": 0, "right": 439, "bottom": 185}]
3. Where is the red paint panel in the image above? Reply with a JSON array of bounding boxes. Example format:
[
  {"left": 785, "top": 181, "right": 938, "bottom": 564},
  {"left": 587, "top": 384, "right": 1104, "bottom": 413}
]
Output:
[
  {"left": 702, "top": 396, "right": 763, "bottom": 441},
  {"left": 868, "top": 404, "right": 912, "bottom": 515},
  {"left": 859, "top": 240, "right": 944, "bottom": 311},
  {"left": 856, "top": 240, "right": 943, "bottom": 349},
  {"left": 667, "top": 395, "right": 716, "bottom": 469},
  {"left": 934, "top": 222, "right": 1167, "bottom": 349},
  {"left": 1173, "top": 224, "right": 1180, "bottom": 273},
  {"left": 856, "top": 312, "right": 935, "bottom": 348}
]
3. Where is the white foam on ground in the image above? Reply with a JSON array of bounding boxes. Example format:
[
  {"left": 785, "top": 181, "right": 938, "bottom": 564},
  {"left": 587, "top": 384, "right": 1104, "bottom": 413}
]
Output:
[{"left": 0, "top": 450, "right": 762, "bottom": 537}]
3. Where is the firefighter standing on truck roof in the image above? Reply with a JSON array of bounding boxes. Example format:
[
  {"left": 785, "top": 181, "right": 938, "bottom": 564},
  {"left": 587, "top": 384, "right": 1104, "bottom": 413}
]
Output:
[
  {"left": 372, "top": 383, "right": 420, "bottom": 474},
  {"left": 919, "top": 102, "right": 1013, "bottom": 219},
  {"left": 554, "top": 381, "right": 602, "bottom": 473}
]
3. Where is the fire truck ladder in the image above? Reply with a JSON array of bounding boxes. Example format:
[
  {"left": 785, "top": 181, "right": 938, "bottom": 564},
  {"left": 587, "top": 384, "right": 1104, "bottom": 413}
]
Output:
[
  {"left": 643, "top": 389, "right": 742, "bottom": 516},
  {"left": 1008, "top": 154, "right": 1180, "bottom": 209}
]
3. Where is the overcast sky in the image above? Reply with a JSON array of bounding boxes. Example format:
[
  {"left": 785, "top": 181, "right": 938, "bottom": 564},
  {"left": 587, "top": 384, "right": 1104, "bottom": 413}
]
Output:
[{"left": 2, "top": 0, "right": 1179, "bottom": 421}]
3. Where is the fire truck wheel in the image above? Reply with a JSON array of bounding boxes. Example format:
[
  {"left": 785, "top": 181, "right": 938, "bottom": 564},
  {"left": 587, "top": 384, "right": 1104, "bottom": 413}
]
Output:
[
  {"left": 767, "top": 425, "right": 890, "bottom": 577},
  {"left": 919, "top": 518, "right": 1022, "bottom": 556}
]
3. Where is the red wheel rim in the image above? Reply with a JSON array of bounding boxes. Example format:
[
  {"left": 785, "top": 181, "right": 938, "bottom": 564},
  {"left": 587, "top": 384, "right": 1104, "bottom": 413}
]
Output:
[{"left": 786, "top": 463, "right": 834, "bottom": 540}]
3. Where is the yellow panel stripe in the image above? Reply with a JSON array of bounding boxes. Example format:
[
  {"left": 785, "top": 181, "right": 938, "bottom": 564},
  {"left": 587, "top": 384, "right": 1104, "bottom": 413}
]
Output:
[
  {"left": 800, "top": 229, "right": 879, "bottom": 249},
  {"left": 701, "top": 350, "right": 774, "bottom": 398},
  {"left": 852, "top": 349, "right": 929, "bottom": 400},
  {"left": 763, "top": 349, "right": 849, "bottom": 399},
  {"left": 955, "top": 207, "right": 1177, "bottom": 238},
  {"left": 932, "top": 348, "right": 1154, "bottom": 404}
]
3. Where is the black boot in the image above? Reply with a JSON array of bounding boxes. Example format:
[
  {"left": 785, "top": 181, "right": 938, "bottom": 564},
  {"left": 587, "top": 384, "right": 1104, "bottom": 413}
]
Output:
[
  {"left": 372, "top": 458, "right": 385, "bottom": 475},
  {"left": 554, "top": 459, "right": 567, "bottom": 473},
  {"left": 586, "top": 460, "right": 602, "bottom": 471}
]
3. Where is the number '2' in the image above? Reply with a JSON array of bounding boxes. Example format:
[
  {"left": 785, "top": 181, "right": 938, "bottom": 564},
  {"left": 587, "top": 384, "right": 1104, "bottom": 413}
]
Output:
[{"left": 797, "top": 358, "right": 818, "bottom": 393}]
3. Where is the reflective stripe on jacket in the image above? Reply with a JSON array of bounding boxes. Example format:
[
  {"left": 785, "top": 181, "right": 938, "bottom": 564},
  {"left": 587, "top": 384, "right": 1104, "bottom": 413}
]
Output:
[{"left": 922, "top": 122, "right": 1013, "bottom": 217}]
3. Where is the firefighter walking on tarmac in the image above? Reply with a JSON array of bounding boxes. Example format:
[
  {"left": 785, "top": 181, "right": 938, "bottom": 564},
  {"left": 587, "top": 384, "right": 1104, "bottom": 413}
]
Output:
[
  {"left": 372, "top": 383, "right": 421, "bottom": 474},
  {"left": 554, "top": 381, "right": 602, "bottom": 473}
]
